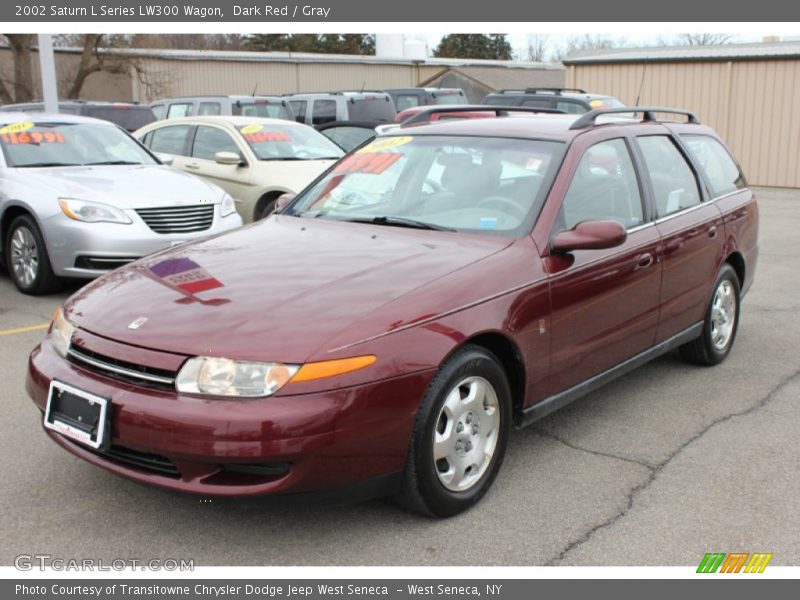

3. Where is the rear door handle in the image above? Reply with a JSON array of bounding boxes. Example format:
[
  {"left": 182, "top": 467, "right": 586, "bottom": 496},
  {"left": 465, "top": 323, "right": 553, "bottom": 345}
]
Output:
[
  {"left": 708, "top": 226, "right": 717, "bottom": 238},
  {"left": 185, "top": 163, "right": 200, "bottom": 170},
  {"left": 637, "top": 253, "right": 654, "bottom": 269}
]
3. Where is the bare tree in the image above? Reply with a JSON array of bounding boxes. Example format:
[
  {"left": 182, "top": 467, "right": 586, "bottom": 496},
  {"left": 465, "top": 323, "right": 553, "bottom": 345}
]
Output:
[
  {"left": 555, "top": 34, "right": 623, "bottom": 61},
  {"left": 523, "top": 33, "right": 550, "bottom": 62},
  {"left": 680, "top": 33, "right": 737, "bottom": 46},
  {"left": 0, "top": 34, "right": 36, "bottom": 103}
]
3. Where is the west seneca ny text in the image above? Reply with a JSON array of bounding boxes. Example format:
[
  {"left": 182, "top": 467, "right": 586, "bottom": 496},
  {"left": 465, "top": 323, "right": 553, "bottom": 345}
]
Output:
[{"left": 17, "top": 4, "right": 332, "bottom": 19}]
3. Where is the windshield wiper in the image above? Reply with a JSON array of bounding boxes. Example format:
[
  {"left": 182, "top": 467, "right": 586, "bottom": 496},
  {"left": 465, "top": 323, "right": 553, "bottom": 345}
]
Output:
[
  {"left": 342, "top": 216, "right": 455, "bottom": 232},
  {"left": 259, "top": 156, "right": 340, "bottom": 162},
  {"left": 14, "top": 162, "right": 80, "bottom": 168},
  {"left": 82, "top": 160, "right": 143, "bottom": 166}
]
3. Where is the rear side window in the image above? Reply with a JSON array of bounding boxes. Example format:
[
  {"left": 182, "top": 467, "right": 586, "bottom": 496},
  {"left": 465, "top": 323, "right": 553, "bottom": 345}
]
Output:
[
  {"left": 522, "top": 99, "right": 552, "bottom": 108},
  {"left": 147, "top": 125, "right": 191, "bottom": 156},
  {"left": 561, "top": 138, "right": 644, "bottom": 230},
  {"left": 637, "top": 136, "right": 701, "bottom": 218},
  {"left": 349, "top": 97, "right": 396, "bottom": 123},
  {"left": 312, "top": 100, "right": 337, "bottom": 125},
  {"left": 395, "top": 95, "right": 420, "bottom": 111},
  {"left": 682, "top": 135, "right": 746, "bottom": 197},
  {"left": 198, "top": 102, "right": 221, "bottom": 116},
  {"left": 84, "top": 106, "right": 155, "bottom": 131},
  {"left": 192, "top": 126, "right": 240, "bottom": 161},
  {"left": 483, "top": 96, "right": 517, "bottom": 106},
  {"left": 167, "top": 103, "right": 193, "bottom": 118},
  {"left": 556, "top": 101, "right": 588, "bottom": 114},
  {"left": 289, "top": 100, "right": 307, "bottom": 123}
]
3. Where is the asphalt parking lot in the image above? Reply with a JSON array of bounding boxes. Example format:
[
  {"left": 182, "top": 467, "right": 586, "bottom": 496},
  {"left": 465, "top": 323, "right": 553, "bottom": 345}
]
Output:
[{"left": 1, "top": 187, "right": 798, "bottom": 567}]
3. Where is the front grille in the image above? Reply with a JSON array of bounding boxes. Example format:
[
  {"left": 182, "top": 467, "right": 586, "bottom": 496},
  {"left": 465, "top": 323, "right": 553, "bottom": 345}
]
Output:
[
  {"left": 67, "top": 345, "right": 176, "bottom": 390},
  {"left": 135, "top": 204, "right": 214, "bottom": 234},
  {"left": 98, "top": 445, "right": 180, "bottom": 477}
]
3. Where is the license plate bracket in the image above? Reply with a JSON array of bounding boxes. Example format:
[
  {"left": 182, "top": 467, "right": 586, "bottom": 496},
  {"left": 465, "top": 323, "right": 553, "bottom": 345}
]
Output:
[{"left": 44, "top": 380, "right": 110, "bottom": 450}]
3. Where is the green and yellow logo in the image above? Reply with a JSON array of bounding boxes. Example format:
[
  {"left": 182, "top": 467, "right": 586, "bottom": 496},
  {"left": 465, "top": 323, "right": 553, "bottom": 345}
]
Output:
[{"left": 697, "top": 552, "right": 773, "bottom": 573}]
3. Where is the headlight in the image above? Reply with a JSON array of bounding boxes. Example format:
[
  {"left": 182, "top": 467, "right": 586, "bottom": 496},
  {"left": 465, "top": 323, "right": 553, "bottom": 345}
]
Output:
[
  {"left": 175, "top": 357, "right": 299, "bottom": 397},
  {"left": 219, "top": 194, "right": 237, "bottom": 217},
  {"left": 58, "top": 198, "right": 132, "bottom": 224},
  {"left": 50, "top": 306, "right": 74, "bottom": 358}
]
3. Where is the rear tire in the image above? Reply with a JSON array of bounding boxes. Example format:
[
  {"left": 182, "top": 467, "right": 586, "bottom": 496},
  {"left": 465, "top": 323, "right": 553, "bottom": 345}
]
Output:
[
  {"left": 5, "top": 215, "right": 61, "bottom": 295},
  {"left": 256, "top": 194, "right": 280, "bottom": 220},
  {"left": 396, "top": 344, "right": 512, "bottom": 517},
  {"left": 679, "top": 263, "right": 740, "bottom": 366}
]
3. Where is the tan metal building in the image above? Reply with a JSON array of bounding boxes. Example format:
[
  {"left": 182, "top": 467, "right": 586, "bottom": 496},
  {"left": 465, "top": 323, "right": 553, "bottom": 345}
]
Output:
[
  {"left": 564, "top": 42, "right": 800, "bottom": 188},
  {"left": 0, "top": 45, "right": 562, "bottom": 108}
]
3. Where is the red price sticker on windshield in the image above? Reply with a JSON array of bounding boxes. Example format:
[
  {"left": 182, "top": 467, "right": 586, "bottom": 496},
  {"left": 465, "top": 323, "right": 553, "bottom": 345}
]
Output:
[
  {"left": 333, "top": 152, "right": 402, "bottom": 175},
  {"left": 1, "top": 130, "right": 65, "bottom": 145},
  {"left": 243, "top": 131, "right": 292, "bottom": 143}
]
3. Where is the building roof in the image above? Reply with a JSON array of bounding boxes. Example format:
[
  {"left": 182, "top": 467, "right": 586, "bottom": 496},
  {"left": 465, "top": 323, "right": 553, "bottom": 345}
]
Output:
[
  {"left": 563, "top": 41, "right": 800, "bottom": 65},
  {"left": 420, "top": 65, "right": 564, "bottom": 91}
]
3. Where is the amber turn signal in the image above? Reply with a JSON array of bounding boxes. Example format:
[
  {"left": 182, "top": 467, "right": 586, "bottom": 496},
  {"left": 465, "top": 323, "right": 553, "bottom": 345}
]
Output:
[{"left": 291, "top": 355, "right": 377, "bottom": 383}]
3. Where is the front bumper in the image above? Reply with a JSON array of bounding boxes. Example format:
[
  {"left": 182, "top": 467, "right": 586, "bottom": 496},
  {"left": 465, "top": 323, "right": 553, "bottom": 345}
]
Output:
[
  {"left": 27, "top": 339, "right": 434, "bottom": 497},
  {"left": 42, "top": 208, "right": 242, "bottom": 279}
]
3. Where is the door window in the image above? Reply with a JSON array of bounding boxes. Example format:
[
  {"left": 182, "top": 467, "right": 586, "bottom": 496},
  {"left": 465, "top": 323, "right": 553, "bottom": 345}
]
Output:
[
  {"left": 561, "top": 138, "right": 644, "bottom": 229},
  {"left": 198, "top": 102, "right": 222, "bottom": 116},
  {"left": 638, "top": 135, "right": 701, "bottom": 217},
  {"left": 167, "top": 103, "right": 193, "bottom": 118},
  {"left": 192, "top": 126, "right": 241, "bottom": 161},
  {"left": 289, "top": 100, "right": 307, "bottom": 123},
  {"left": 681, "top": 135, "right": 746, "bottom": 198},
  {"left": 311, "top": 100, "right": 337, "bottom": 126},
  {"left": 147, "top": 125, "right": 191, "bottom": 156}
]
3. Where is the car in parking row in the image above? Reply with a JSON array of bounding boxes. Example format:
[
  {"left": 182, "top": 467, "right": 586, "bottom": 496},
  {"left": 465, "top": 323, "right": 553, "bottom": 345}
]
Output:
[
  {"left": 27, "top": 105, "right": 758, "bottom": 516},
  {"left": 135, "top": 116, "right": 343, "bottom": 221},
  {"left": 0, "top": 113, "right": 242, "bottom": 294},
  {"left": 0, "top": 100, "right": 157, "bottom": 132},
  {"left": 149, "top": 95, "right": 295, "bottom": 122}
]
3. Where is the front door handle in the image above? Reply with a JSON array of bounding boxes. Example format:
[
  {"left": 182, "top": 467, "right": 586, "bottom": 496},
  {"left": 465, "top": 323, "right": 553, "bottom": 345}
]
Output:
[
  {"left": 185, "top": 163, "right": 200, "bottom": 170},
  {"left": 708, "top": 225, "right": 718, "bottom": 238},
  {"left": 637, "top": 253, "right": 654, "bottom": 269}
]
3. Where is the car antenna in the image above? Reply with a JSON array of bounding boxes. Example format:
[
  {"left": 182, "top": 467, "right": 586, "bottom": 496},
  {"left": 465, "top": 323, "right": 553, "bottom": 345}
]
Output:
[
  {"left": 252, "top": 83, "right": 258, "bottom": 97},
  {"left": 360, "top": 81, "right": 366, "bottom": 93},
  {"left": 635, "top": 57, "right": 648, "bottom": 106}
]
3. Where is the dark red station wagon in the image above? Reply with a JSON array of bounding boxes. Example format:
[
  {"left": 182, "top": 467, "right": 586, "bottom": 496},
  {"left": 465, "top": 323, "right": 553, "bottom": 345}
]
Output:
[{"left": 27, "top": 106, "right": 758, "bottom": 517}]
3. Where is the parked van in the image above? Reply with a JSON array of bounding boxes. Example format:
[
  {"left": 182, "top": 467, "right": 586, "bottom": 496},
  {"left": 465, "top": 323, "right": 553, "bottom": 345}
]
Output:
[
  {"left": 149, "top": 96, "right": 294, "bottom": 121},
  {"left": 284, "top": 91, "right": 397, "bottom": 127}
]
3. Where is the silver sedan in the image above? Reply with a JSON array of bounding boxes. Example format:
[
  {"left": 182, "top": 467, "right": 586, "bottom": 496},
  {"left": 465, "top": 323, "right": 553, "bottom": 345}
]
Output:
[{"left": 0, "top": 113, "right": 242, "bottom": 294}]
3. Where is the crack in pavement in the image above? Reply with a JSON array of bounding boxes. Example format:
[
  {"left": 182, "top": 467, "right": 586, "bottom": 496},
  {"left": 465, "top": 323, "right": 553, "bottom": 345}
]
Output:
[
  {"left": 534, "top": 428, "right": 656, "bottom": 469},
  {"left": 543, "top": 364, "right": 800, "bottom": 566}
]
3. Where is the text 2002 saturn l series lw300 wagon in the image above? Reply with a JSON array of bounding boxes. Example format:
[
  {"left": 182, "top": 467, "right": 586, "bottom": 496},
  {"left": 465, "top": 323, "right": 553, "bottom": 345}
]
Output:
[{"left": 27, "top": 106, "right": 758, "bottom": 517}]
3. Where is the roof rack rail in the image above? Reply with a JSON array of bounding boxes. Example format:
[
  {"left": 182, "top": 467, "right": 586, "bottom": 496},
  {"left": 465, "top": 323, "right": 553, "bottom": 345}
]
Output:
[
  {"left": 523, "top": 87, "right": 587, "bottom": 94},
  {"left": 569, "top": 106, "right": 700, "bottom": 130},
  {"left": 400, "top": 105, "right": 566, "bottom": 126}
]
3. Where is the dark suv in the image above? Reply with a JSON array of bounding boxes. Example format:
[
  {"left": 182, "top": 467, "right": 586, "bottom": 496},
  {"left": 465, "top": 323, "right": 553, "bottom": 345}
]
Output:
[
  {"left": 482, "top": 88, "right": 624, "bottom": 114},
  {"left": 0, "top": 101, "right": 156, "bottom": 132}
]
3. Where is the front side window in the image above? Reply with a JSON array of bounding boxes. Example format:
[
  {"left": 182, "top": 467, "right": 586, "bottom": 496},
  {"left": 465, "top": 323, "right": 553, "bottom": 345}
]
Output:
[
  {"left": 0, "top": 122, "right": 158, "bottom": 167},
  {"left": 287, "top": 135, "right": 564, "bottom": 237},
  {"left": 192, "top": 126, "right": 241, "bottom": 161},
  {"left": 150, "top": 104, "right": 166, "bottom": 120},
  {"left": 638, "top": 135, "right": 701, "bottom": 217},
  {"left": 288, "top": 101, "right": 307, "bottom": 123},
  {"left": 560, "top": 138, "right": 644, "bottom": 230},
  {"left": 682, "top": 134, "right": 745, "bottom": 198},
  {"left": 147, "top": 124, "right": 191, "bottom": 156}
]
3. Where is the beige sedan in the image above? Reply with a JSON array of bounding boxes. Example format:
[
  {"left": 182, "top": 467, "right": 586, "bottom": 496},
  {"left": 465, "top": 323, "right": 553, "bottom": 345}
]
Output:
[{"left": 135, "top": 116, "right": 343, "bottom": 222}]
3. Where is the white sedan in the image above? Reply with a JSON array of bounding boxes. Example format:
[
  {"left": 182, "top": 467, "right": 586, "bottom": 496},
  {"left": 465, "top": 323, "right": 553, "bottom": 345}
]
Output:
[
  {"left": 135, "top": 116, "right": 344, "bottom": 222},
  {"left": 0, "top": 113, "right": 242, "bottom": 295}
]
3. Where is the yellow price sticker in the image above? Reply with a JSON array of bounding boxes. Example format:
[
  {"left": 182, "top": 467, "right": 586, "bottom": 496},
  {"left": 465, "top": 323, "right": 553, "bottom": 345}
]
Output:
[
  {"left": 0, "top": 121, "right": 34, "bottom": 135},
  {"left": 589, "top": 100, "right": 604, "bottom": 108},
  {"left": 240, "top": 124, "right": 263, "bottom": 135},
  {"left": 357, "top": 136, "right": 413, "bottom": 154}
]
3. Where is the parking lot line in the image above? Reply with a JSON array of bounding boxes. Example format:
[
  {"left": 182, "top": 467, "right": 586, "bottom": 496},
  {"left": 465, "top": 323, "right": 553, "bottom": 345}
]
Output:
[{"left": 0, "top": 323, "right": 49, "bottom": 337}]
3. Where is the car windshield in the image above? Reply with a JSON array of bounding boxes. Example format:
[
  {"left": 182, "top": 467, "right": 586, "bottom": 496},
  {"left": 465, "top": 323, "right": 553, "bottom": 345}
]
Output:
[
  {"left": 0, "top": 121, "right": 158, "bottom": 168},
  {"left": 287, "top": 135, "right": 564, "bottom": 236},
  {"left": 233, "top": 101, "right": 294, "bottom": 121},
  {"left": 84, "top": 106, "right": 156, "bottom": 131},
  {"left": 237, "top": 122, "right": 344, "bottom": 161},
  {"left": 589, "top": 97, "right": 625, "bottom": 109}
]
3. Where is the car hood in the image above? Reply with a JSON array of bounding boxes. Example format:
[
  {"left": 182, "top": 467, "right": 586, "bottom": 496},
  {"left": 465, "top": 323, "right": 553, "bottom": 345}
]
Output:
[
  {"left": 251, "top": 159, "right": 336, "bottom": 191},
  {"left": 12, "top": 164, "right": 222, "bottom": 208},
  {"left": 65, "top": 216, "right": 513, "bottom": 362}
]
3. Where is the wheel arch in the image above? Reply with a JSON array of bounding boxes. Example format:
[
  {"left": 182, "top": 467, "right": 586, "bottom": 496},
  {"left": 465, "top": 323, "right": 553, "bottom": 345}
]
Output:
[
  {"left": 455, "top": 331, "right": 527, "bottom": 423},
  {"left": 254, "top": 189, "right": 291, "bottom": 221},
  {"left": 0, "top": 203, "right": 39, "bottom": 259},
  {"left": 725, "top": 250, "right": 746, "bottom": 287}
]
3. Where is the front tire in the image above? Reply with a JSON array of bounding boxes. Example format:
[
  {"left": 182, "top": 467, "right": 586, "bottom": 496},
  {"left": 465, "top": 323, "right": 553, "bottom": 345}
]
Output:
[
  {"left": 5, "top": 215, "right": 61, "bottom": 295},
  {"left": 679, "top": 263, "right": 740, "bottom": 366},
  {"left": 397, "top": 344, "right": 512, "bottom": 517}
]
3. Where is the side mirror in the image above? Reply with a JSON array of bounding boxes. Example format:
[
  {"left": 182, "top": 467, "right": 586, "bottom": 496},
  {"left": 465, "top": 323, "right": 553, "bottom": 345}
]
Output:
[
  {"left": 157, "top": 153, "right": 174, "bottom": 166},
  {"left": 275, "top": 193, "right": 296, "bottom": 212},
  {"left": 551, "top": 219, "right": 627, "bottom": 253},
  {"left": 215, "top": 151, "right": 243, "bottom": 166}
]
